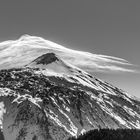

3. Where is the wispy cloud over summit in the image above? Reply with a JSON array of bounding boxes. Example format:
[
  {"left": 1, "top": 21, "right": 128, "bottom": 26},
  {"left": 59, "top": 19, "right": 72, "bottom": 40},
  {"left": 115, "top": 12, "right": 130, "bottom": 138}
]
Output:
[{"left": 0, "top": 35, "right": 137, "bottom": 73}]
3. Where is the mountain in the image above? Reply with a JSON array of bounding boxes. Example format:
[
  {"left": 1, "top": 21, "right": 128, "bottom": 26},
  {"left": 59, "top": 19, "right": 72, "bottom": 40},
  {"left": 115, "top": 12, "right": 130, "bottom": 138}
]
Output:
[
  {"left": 26, "top": 52, "right": 74, "bottom": 76},
  {"left": 0, "top": 36, "right": 140, "bottom": 140}
]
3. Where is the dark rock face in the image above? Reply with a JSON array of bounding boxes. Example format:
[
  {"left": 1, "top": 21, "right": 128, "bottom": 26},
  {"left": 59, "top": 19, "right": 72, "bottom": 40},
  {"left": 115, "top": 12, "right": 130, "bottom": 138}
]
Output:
[{"left": 32, "top": 53, "right": 59, "bottom": 65}]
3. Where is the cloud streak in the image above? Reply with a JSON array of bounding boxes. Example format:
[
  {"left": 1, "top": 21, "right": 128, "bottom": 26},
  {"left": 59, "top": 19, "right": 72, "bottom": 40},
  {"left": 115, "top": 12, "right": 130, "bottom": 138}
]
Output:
[{"left": 0, "top": 35, "right": 137, "bottom": 73}]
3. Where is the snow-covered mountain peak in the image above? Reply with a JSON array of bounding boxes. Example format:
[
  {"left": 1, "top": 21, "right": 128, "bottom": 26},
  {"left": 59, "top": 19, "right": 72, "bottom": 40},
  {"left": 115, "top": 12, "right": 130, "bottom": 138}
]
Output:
[{"left": 26, "top": 52, "right": 77, "bottom": 77}]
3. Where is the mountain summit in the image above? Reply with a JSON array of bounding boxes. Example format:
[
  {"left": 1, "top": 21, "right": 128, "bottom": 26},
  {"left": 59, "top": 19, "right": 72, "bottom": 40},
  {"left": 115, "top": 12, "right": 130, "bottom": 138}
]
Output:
[{"left": 32, "top": 53, "right": 59, "bottom": 65}]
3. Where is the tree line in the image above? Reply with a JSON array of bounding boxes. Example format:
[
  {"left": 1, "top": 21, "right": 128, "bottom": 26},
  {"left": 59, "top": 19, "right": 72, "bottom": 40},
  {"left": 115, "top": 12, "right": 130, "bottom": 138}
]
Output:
[{"left": 68, "top": 129, "right": 140, "bottom": 140}]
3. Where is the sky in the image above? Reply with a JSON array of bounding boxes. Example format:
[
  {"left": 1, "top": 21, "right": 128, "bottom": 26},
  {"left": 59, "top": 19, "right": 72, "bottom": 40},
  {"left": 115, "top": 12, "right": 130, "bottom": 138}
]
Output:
[{"left": 0, "top": 0, "right": 140, "bottom": 97}]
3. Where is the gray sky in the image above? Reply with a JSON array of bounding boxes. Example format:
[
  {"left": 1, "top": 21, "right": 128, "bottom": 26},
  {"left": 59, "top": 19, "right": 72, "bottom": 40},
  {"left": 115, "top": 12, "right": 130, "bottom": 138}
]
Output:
[{"left": 0, "top": 0, "right": 140, "bottom": 97}]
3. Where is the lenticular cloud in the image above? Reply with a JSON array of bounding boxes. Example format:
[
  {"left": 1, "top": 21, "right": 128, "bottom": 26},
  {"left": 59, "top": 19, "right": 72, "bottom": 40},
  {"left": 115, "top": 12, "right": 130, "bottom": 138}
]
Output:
[{"left": 0, "top": 35, "right": 136, "bottom": 73}]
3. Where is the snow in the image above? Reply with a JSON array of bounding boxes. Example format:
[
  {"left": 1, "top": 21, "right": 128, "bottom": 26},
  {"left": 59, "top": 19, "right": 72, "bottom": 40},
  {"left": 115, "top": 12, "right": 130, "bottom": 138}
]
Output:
[
  {"left": 12, "top": 93, "right": 42, "bottom": 108},
  {"left": 86, "top": 117, "right": 93, "bottom": 126},
  {"left": 73, "top": 76, "right": 96, "bottom": 89},
  {"left": 97, "top": 84, "right": 117, "bottom": 95},
  {"left": 44, "top": 109, "right": 77, "bottom": 136},
  {"left": 0, "top": 88, "right": 13, "bottom": 96},
  {"left": 81, "top": 129, "right": 86, "bottom": 135},
  {"left": 62, "top": 104, "right": 70, "bottom": 112},
  {"left": 29, "top": 58, "right": 73, "bottom": 76},
  {"left": 58, "top": 108, "right": 78, "bottom": 135},
  {"left": 127, "top": 121, "right": 140, "bottom": 129},
  {"left": 86, "top": 91, "right": 103, "bottom": 103},
  {"left": 0, "top": 88, "right": 42, "bottom": 108},
  {"left": 65, "top": 107, "right": 70, "bottom": 112},
  {"left": 98, "top": 100, "right": 140, "bottom": 128},
  {"left": 121, "top": 94, "right": 133, "bottom": 104},
  {"left": 50, "top": 97, "right": 60, "bottom": 108},
  {"left": 113, "top": 115, "right": 126, "bottom": 126},
  {"left": 123, "top": 106, "right": 136, "bottom": 117},
  {"left": 93, "top": 96, "right": 130, "bottom": 128},
  {"left": 88, "top": 102, "right": 93, "bottom": 107},
  {"left": 28, "top": 96, "right": 42, "bottom": 108},
  {"left": 105, "top": 100, "right": 114, "bottom": 107},
  {"left": 123, "top": 106, "right": 140, "bottom": 120}
]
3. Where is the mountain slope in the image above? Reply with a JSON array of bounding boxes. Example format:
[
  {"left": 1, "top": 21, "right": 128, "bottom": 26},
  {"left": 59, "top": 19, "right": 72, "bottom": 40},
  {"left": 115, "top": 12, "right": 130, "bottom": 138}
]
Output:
[{"left": 0, "top": 52, "right": 140, "bottom": 140}]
